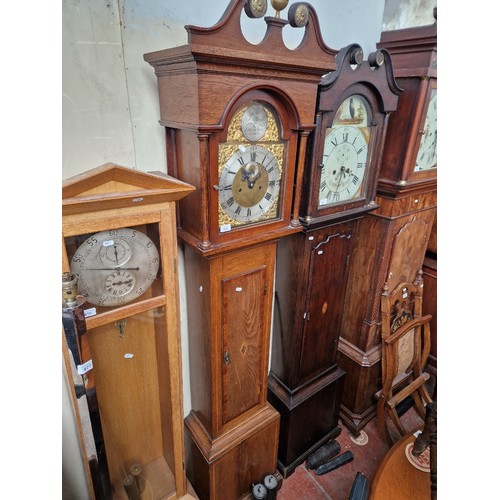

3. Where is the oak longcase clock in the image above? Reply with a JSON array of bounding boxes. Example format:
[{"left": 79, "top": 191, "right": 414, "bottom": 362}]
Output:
[
  {"left": 62, "top": 163, "right": 196, "bottom": 499},
  {"left": 268, "top": 44, "right": 401, "bottom": 477},
  {"left": 144, "top": 0, "right": 338, "bottom": 498}
]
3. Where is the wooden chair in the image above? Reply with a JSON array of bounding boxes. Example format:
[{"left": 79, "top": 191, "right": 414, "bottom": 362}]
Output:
[{"left": 376, "top": 270, "right": 433, "bottom": 443}]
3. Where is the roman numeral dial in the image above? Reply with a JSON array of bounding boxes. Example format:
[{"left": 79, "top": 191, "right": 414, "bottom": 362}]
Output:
[
  {"left": 318, "top": 125, "right": 369, "bottom": 207},
  {"left": 219, "top": 144, "right": 282, "bottom": 225}
]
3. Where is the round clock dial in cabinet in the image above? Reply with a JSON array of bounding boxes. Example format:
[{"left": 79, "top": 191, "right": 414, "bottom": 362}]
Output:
[
  {"left": 62, "top": 163, "right": 196, "bottom": 499},
  {"left": 335, "top": 16, "right": 438, "bottom": 436},
  {"left": 268, "top": 44, "right": 401, "bottom": 477},
  {"left": 144, "top": 1, "right": 340, "bottom": 498}
]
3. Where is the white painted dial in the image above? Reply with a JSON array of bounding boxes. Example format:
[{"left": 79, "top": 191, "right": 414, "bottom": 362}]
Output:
[
  {"left": 318, "top": 125, "right": 368, "bottom": 206},
  {"left": 415, "top": 90, "right": 437, "bottom": 171}
]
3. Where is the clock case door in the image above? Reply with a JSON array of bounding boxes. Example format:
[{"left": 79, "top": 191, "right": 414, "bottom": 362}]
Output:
[{"left": 300, "top": 44, "right": 402, "bottom": 227}]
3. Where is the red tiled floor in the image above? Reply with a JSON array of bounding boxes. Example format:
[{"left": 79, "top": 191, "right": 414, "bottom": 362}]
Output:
[{"left": 277, "top": 407, "right": 424, "bottom": 499}]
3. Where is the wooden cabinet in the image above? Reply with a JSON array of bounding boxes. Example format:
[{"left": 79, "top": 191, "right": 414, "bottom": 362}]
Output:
[{"left": 62, "top": 163, "right": 196, "bottom": 499}]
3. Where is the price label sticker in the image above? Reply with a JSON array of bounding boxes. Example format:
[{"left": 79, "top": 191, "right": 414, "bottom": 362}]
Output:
[
  {"left": 77, "top": 359, "right": 93, "bottom": 375},
  {"left": 84, "top": 307, "right": 97, "bottom": 318},
  {"left": 220, "top": 224, "right": 232, "bottom": 233}
]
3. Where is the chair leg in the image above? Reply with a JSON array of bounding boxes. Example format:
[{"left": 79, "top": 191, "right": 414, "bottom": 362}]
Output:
[
  {"left": 387, "top": 406, "right": 405, "bottom": 442},
  {"left": 377, "top": 396, "right": 392, "bottom": 444},
  {"left": 412, "top": 391, "right": 426, "bottom": 419}
]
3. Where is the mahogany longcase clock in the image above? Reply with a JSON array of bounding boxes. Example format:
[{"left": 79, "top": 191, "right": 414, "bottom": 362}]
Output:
[
  {"left": 336, "top": 16, "right": 437, "bottom": 436},
  {"left": 144, "top": 1, "right": 338, "bottom": 498},
  {"left": 268, "top": 44, "right": 401, "bottom": 477}
]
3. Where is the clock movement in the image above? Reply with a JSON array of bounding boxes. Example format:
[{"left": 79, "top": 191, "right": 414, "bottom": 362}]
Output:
[
  {"left": 268, "top": 44, "right": 401, "bottom": 477},
  {"left": 144, "top": 0, "right": 339, "bottom": 497},
  {"left": 335, "top": 15, "right": 437, "bottom": 436},
  {"left": 62, "top": 163, "right": 196, "bottom": 499}
]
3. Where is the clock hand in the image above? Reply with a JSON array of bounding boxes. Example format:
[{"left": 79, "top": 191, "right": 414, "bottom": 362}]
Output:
[
  {"left": 112, "top": 279, "right": 134, "bottom": 286},
  {"left": 113, "top": 245, "right": 119, "bottom": 264},
  {"left": 84, "top": 267, "right": 140, "bottom": 271},
  {"left": 248, "top": 164, "right": 265, "bottom": 188}
]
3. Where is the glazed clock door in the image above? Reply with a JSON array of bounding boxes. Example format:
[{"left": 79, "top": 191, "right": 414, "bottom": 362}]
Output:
[
  {"left": 215, "top": 94, "right": 292, "bottom": 241},
  {"left": 318, "top": 95, "right": 372, "bottom": 208},
  {"left": 298, "top": 227, "right": 353, "bottom": 383}
]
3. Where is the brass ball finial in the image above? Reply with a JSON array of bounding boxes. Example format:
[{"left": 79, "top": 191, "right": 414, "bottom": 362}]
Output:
[{"left": 270, "top": 0, "right": 288, "bottom": 18}]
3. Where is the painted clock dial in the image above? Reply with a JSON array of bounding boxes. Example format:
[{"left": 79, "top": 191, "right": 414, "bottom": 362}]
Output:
[
  {"left": 414, "top": 89, "right": 437, "bottom": 171},
  {"left": 218, "top": 101, "right": 284, "bottom": 230},
  {"left": 70, "top": 227, "right": 160, "bottom": 306},
  {"left": 318, "top": 95, "right": 371, "bottom": 207}
]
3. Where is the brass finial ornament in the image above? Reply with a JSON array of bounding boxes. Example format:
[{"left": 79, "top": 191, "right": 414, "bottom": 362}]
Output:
[
  {"left": 244, "top": 0, "right": 268, "bottom": 18},
  {"left": 270, "top": 0, "right": 288, "bottom": 18},
  {"left": 288, "top": 2, "right": 310, "bottom": 28}
]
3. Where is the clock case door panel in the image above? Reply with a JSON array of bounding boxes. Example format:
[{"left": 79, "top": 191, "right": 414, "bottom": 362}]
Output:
[
  {"left": 268, "top": 220, "right": 357, "bottom": 476},
  {"left": 299, "top": 44, "right": 402, "bottom": 226},
  {"left": 221, "top": 265, "right": 267, "bottom": 425}
]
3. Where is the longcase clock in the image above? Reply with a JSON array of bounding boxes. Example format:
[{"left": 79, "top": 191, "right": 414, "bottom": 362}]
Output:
[
  {"left": 62, "top": 163, "right": 196, "bottom": 499},
  {"left": 144, "top": 1, "right": 338, "bottom": 498},
  {"left": 336, "top": 14, "right": 438, "bottom": 436},
  {"left": 268, "top": 44, "right": 401, "bottom": 476}
]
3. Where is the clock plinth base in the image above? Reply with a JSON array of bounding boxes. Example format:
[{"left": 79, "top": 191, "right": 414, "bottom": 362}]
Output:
[
  {"left": 267, "top": 367, "right": 345, "bottom": 478},
  {"left": 184, "top": 404, "right": 280, "bottom": 500}
]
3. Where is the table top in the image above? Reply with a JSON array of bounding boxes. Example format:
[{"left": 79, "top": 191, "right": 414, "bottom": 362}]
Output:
[{"left": 370, "top": 430, "right": 431, "bottom": 500}]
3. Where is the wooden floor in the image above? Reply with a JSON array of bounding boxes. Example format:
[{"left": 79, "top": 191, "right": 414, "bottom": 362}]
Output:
[{"left": 277, "top": 406, "right": 425, "bottom": 499}]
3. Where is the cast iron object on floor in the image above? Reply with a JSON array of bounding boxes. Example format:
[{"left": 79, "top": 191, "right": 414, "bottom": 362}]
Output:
[
  {"left": 305, "top": 439, "right": 341, "bottom": 469},
  {"left": 412, "top": 402, "right": 437, "bottom": 500},
  {"left": 348, "top": 472, "right": 370, "bottom": 500},
  {"left": 315, "top": 450, "right": 354, "bottom": 475}
]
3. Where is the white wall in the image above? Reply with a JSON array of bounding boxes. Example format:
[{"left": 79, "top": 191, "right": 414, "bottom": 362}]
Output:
[{"left": 61, "top": 1, "right": 435, "bottom": 497}]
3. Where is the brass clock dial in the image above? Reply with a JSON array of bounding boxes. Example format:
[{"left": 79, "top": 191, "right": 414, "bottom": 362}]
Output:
[
  {"left": 70, "top": 227, "right": 160, "bottom": 306},
  {"left": 318, "top": 95, "right": 371, "bottom": 207},
  {"left": 218, "top": 144, "right": 281, "bottom": 224},
  {"left": 414, "top": 89, "right": 437, "bottom": 171},
  {"left": 217, "top": 101, "right": 284, "bottom": 230}
]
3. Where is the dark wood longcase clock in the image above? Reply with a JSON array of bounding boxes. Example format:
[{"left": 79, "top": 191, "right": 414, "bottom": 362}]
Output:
[
  {"left": 144, "top": 1, "right": 338, "bottom": 498},
  {"left": 268, "top": 44, "right": 401, "bottom": 476},
  {"left": 336, "top": 16, "right": 437, "bottom": 436}
]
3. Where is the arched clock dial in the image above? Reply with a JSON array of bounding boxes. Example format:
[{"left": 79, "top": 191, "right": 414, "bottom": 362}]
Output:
[
  {"left": 218, "top": 144, "right": 281, "bottom": 224},
  {"left": 414, "top": 89, "right": 437, "bottom": 171},
  {"left": 70, "top": 227, "right": 160, "bottom": 306},
  {"left": 318, "top": 95, "right": 371, "bottom": 208},
  {"left": 217, "top": 100, "right": 284, "bottom": 230}
]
